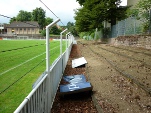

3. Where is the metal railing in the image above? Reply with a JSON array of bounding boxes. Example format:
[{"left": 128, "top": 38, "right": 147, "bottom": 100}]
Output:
[{"left": 14, "top": 19, "right": 73, "bottom": 113}]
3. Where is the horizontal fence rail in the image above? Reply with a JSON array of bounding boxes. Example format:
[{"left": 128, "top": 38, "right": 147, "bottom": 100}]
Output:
[{"left": 14, "top": 20, "right": 74, "bottom": 113}]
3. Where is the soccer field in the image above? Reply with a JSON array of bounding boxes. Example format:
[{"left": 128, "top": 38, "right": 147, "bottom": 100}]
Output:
[{"left": 0, "top": 40, "right": 66, "bottom": 113}]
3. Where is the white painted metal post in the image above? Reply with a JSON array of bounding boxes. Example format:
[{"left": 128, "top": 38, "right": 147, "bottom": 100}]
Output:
[
  {"left": 68, "top": 34, "right": 71, "bottom": 47},
  {"left": 66, "top": 32, "right": 70, "bottom": 49},
  {"left": 124, "top": 19, "right": 126, "bottom": 36},
  {"left": 70, "top": 34, "right": 73, "bottom": 44},
  {"left": 60, "top": 28, "right": 67, "bottom": 56},
  {"left": 134, "top": 16, "right": 136, "bottom": 35},
  {"left": 46, "top": 18, "right": 60, "bottom": 113},
  {"left": 72, "top": 35, "right": 74, "bottom": 43},
  {"left": 68, "top": 32, "right": 71, "bottom": 48}
]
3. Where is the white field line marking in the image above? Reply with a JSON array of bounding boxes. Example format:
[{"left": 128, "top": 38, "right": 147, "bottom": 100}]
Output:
[{"left": 0, "top": 45, "right": 60, "bottom": 76}]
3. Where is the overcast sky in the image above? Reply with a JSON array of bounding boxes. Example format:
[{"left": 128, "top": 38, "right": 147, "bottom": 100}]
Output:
[{"left": 0, "top": 0, "right": 127, "bottom": 25}]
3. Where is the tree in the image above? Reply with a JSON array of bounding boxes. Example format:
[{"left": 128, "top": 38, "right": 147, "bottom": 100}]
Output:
[
  {"left": 45, "top": 17, "right": 53, "bottom": 26},
  {"left": 67, "top": 22, "right": 78, "bottom": 36},
  {"left": 67, "top": 22, "right": 74, "bottom": 29},
  {"left": 76, "top": 0, "right": 85, "bottom": 6},
  {"left": 135, "top": 0, "right": 151, "bottom": 32},
  {"left": 10, "top": 17, "right": 17, "bottom": 23},
  {"left": 50, "top": 25, "right": 62, "bottom": 35},
  {"left": 74, "top": 0, "right": 129, "bottom": 32},
  {"left": 40, "top": 29, "right": 46, "bottom": 36},
  {"left": 74, "top": 7, "right": 93, "bottom": 32},
  {"left": 32, "top": 7, "right": 46, "bottom": 29},
  {"left": 16, "top": 10, "right": 31, "bottom": 21},
  {"left": 105, "top": 1, "right": 129, "bottom": 26},
  {"left": 39, "top": 17, "right": 53, "bottom": 36}
]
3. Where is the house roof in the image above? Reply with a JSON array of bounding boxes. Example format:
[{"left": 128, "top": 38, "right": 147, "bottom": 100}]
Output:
[{"left": 7, "top": 21, "right": 39, "bottom": 28}]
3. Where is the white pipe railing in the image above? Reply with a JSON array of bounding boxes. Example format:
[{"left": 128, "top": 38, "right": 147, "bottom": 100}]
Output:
[
  {"left": 14, "top": 19, "right": 75, "bottom": 113},
  {"left": 60, "top": 28, "right": 68, "bottom": 56},
  {"left": 66, "top": 32, "right": 70, "bottom": 49},
  {"left": 46, "top": 18, "right": 60, "bottom": 113}
]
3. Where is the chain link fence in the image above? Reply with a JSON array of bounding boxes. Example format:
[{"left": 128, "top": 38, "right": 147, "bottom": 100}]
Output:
[
  {"left": 110, "top": 16, "right": 144, "bottom": 38},
  {"left": 109, "top": 8, "right": 151, "bottom": 38},
  {"left": 80, "top": 9, "right": 151, "bottom": 40}
]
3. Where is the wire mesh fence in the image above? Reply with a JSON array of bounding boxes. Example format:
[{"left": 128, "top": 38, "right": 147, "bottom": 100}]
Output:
[
  {"left": 110, "top": 16, "right": 144, "bottom": 38},
  {"left": 81, "top": 15, "right": 150, "bottom": 40}
]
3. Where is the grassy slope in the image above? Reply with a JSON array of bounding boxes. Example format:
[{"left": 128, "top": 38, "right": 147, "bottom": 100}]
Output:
[{"left": 0, "top": 40, "right": 66, "bottom": 113}]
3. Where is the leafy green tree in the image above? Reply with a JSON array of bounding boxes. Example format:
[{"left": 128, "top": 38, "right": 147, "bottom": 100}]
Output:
[
  {"left": 67, "top": 22, "right": 78, "bottom": 36},
  {"left": 16, "top": 10, "right": 31, "bottom": 21},
  {"left": 50, "top": 25, "right": 62, "bottom": 35},
  {"left": 39, "top": 29, "right": 46, "bottom": 36},
  {"left": 39, "top": 17, "right": 53, "bottom": 36},
  {"left": 136, "top": 0, "right": 151, "bottom": 32},
  {"left": 45, "top": 17, "right": 53, "bottom": 26},
  {"left": 10, "top": 17, "right": 17, "bottom": 23},
  {"left": 67, "top": 22, "right": 74, "bottom": 29},
  {"left": 74, "top": 0, "right": 129, "bottom": 32},
  {"left": 32, "top": 7, "right": 46, "bottom": 29},
  {"left": 74, "top": 7, "right": 93, "bottom": 32},
  {"left": 76, "top": 0, "right": 85, "bottom": 6}
]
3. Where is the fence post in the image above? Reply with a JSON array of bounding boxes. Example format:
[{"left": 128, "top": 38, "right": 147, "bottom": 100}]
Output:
[
  {"left": 149, "top": 9, "right": 151, "bottom": 34},
  {"left": 124, "top": 19, "right": 126, "bottom": 36},
  {"left": 68, "top": 34, "right": 71, "bottom": 47},
  {"left": 134, "top": 16, "right": 136, "bottom": 34},
  {"left": 60, "top": 28, "right": 67, "bottom": 56},
  {"left": 66, "top": 32, "right": 70, "bottom": 49},
  {"left": 46, "top": 18, "right": 60, "bottom": 113}
]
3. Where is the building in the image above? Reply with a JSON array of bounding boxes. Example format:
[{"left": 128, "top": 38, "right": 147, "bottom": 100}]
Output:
[
  {"left": 0, "top": 23, "right": 8, "bottom": 34},
  {"left": 7, "top": 21, "right": 40, "bottom": 35}
]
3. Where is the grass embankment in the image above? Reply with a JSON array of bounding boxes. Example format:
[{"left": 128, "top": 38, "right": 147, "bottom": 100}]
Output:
[{"left": 0, "top": 40, "right": 66, "bottom": 113}]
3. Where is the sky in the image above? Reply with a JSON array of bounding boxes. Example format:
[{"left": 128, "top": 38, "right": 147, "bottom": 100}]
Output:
[{"left": 0, "top": 0, "right": 127, "bottom": 25}]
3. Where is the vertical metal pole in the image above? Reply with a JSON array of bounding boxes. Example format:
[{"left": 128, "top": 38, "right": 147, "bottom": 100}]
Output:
[
  {"left": 68, "top": 34, "right": 70, "bottom": 47},
  {"left": 94, "top": 28, "right": 98, "bottom": 40},
  {"left": 117, "top": 22, "right": 119, "bottom": 37},
  {"left": 60, "top": 29, "right": 67, "bottom": 56},
  {"left": 134, "top": 16, "right": 136, "bottom": 34},
  {"left": 46, "top": 25, "right": 50, "bottom": 113},
  {"left": 46, "top": 18, "right": 60, "bottom": 113},
  {"left": 66, "top": 32, "right": 70, "bottom": 49},
  {"left": 66, "top": 34, "right": 67, "bottom": 49},
  {"left": 71, "top": 35, "right": 73, "bottom": 43},
  {"left": 60, "top": 28, "right": 67, "bottom": 74},
  {"left": 149, "top": 9, "right": 151, "bottom": 34},
  {"left": 60, "top": 33, "right": 62, "bottom": 56},
  {"left": 124, "top": 19, "right": 126, "bottom": 36}
]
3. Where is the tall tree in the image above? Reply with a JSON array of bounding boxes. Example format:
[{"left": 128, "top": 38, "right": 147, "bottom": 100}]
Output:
[
  {"left": 74, "top": 7, "right": 93, "bottom": 32},
  {"left": 10, "top": 17, "right": 17, "bottom": 23},
  {"left": 16, "top": 10, "right": 31, "bottom": 21},
  {"left": 45, "top": 17, "right": 53, "bottom": 27},
  {"left": 50, "top": 25, "right": 61, "bottom": 35},
  {"left": 67, "top": 22, "right": 78, "bottom": 36},
  {"left": 74, "top": 0, "right": 129, "bottom": 32},
  {"left": 32, "top": 7, "right": 46, "bottom": 29},
  {"left": 136, "top": 0, "right": 151, "bottom": 32},
  {"left": 76, "top": 0, "right": 85, "bottom": 6},
  {"left": 67, "top": 22, "right": 74, "bottom": 29}
]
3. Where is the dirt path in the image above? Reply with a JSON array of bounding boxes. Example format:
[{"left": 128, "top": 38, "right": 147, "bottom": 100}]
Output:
[
  {"left": 79, "top": 40, "right": 151, "bottom": 113},
  {"left": 51, "top": 44, "right": 98, "bottom": 113},
  {"left": 51, "top": 40, "right": 151, "bottom": 113}
]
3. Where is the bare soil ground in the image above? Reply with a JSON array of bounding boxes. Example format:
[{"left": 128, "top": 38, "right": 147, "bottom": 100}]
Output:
[
  {"left": 51, "top": 44, "right": 98, "bottom": 113},
  {"left": 51, "top": 40, "right": 151, "bottom": 113}
]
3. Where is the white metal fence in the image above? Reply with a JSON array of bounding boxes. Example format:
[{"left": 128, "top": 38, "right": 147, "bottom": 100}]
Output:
[{"left": 14, "top": 19, "right": 74, "bottom": 113}]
